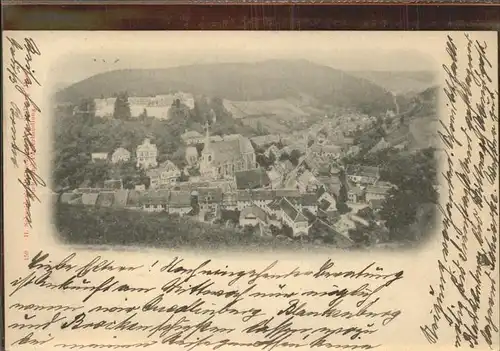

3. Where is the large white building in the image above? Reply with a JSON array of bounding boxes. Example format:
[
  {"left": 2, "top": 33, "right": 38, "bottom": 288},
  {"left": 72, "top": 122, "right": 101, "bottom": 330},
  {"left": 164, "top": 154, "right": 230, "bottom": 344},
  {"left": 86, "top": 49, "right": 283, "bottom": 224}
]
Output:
[{"left": 136, "top": 138, "right": 158, "bottom": 169}]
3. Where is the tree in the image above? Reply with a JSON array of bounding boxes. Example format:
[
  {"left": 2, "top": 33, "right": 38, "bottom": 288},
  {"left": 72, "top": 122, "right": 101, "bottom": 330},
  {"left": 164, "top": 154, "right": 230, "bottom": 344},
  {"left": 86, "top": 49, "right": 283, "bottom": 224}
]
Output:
[
  {"left": 348, "top": 227, "right": 370, "bottom": 246},
  {"left": 267, "top": 152, "right": 276, "bottom": 167},
  {"left": 289, "top": 150, "right": 302, "bottom": 166},
  {"left": 279, "top": 152, "right": 289, "bottom": 162},
  {"left": 379, "top": 189, "right": 418, "bottom": 239},
  {"left": 113, "top": 92, "right": 132, "bottom": 120},
  {"left": 336, "top": 202, "right": 351, "bottom": 214},
  {"left": 256, "top": 153, "right": 275, "bottom": 170},
  {"left": 139, "top": 108, "right": 148, "bottom": 121},
  {"left": 84, "top": 161, "right": 110, "bottom": 188},
  {"left": 190, "top": 195, "right": 200, "bottom": 215},
  {"left": 256, "top": 121, "right": 267, "bottom": 136},
  {"left": 75, "top": 98, "right": 96, "bottom": 122},
  {"left": 337, "top": 184, "right": 348, "bottom": 203}
]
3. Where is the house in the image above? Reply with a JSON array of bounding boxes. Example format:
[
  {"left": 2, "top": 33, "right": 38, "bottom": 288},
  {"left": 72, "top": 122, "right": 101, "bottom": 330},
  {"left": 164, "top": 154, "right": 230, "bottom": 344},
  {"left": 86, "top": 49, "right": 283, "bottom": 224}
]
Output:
[
  {"left": 103, "top": 179, "right": 123, "bottom": 190},
  {"left": 236, "top": 190, "right": 253, "bottom": 211},
  {"left": 275, "top": 189, "right": 301, "bottom": 200},
  {"left": 174, "top": 181, "right": 210, "bottom": 192},
  {"left": 239, "top": 206, "right": 268, "bottom": 227},
  {"left": 316, "top": 187, "right": 337, "bottom": 212},
  {"left": 346, "top": 165, "right": 380, "bottom": 185},
  {"left": 250, "top": 190, "right": 275, "bottom": 211},
  {"left": 200, "top": 122, "right": 257, "bottom": 180},
  {"left": 136, "top": 138, "right": 158, "bottom": 169},
  {"left": 81, "top": 193, "right": 99, "bottom": 206},
  {"left": 222, "top": 192, "right": 238, "bottom": 210},
  {"left": 196, "top": 187, "right": 223, "bottom": 217},
  {"left": 278, "top": 198, "right": 309, "bottom": 237},
  {"left": 113, "top": 190, "right": 130, "bottom": 208},
  {"left": 235, "top": 189, "right": 274, "bottom": 211},
  {"left": 139, "top": 190, "right": 171, "bottom": 212},
  {"left": 235, "top": 168, "right": 271, "bottom": 190},
  {"left": 292, "top": 193, "right": 318, "bottom": 215},
  {"left": 147, "top": 161, "right": 181, "bottom": 188},
  {"left": 210, "top": 179, "right": 237, "bottom": 193},
  {"left": 126, "top": 190, "right": 142, "bottom": 210},
  {"left": 347, "top": 184, "right": 365, "bottom": 203},
  {"left": 91, "top": 152, "right": 108, "bottom": 162},
  {"left": 168, "top": 191, "right": 192, "bottom": 215},
  {"left": 111, "top": 148, "right": 131, "bottom": 164},
  {"left": 96, "top": 191, "right": 115, "bottom": 207},
  {"left": 185, "top": 146, "right": 199, "bottom": 166},
  {"left": 366, "top": 183, "right": 394, "bottom": 202},
  {"left": 135, "top": 184, "right": 146, "bottom": 191},
  {"left": 181, "top": 130, "right": 204, "bottom": 145}
]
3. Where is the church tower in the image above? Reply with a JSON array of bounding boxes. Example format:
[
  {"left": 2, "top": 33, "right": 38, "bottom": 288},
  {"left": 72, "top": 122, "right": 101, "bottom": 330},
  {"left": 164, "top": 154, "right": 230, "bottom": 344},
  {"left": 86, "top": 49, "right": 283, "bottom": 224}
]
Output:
[
  {"left": 200, "top": 121, "right": 215, "bottom": 179},
  {"left": 202, "top": 121, "right": 212, "bottom": 162}
]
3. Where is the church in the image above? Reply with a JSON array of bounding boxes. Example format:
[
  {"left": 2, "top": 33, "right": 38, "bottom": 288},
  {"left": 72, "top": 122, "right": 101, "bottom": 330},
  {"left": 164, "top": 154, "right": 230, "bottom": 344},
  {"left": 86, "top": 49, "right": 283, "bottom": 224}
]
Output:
[{"left": 200, "top": 122, "right": 257, "bottom": 180}]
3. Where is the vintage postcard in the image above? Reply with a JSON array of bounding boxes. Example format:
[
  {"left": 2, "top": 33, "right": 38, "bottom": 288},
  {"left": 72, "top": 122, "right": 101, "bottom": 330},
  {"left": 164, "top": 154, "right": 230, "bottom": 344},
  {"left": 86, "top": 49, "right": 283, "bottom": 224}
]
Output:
[{"left": 2, "top": 31, "right": 499, "bottom": 351}]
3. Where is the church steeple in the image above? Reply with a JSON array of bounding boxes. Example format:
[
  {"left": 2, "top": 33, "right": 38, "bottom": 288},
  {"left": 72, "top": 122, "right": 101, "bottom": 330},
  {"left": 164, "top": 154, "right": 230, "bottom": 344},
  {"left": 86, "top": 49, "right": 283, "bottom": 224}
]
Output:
[{"left": 203, "top": 120, "right": 211, "bottom": 153}]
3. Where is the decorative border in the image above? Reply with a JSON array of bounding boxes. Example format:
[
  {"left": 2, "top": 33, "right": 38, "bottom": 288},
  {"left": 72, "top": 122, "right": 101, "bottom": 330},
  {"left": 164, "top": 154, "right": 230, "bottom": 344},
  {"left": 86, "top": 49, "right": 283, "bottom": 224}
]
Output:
[
  {"left": 3, "top": 4, "right": 500, "bottom": 30},
  {"left": 1, "top": 0, "right": 498, "bottom": 4}
]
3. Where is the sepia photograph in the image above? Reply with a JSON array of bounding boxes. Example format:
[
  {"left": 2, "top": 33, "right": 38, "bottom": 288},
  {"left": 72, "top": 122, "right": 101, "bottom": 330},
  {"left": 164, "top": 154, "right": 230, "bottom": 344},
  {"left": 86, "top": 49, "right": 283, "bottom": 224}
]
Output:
[
  {"left": 50, "top": 32, "right": 441, "bottom": 252},
  {"left": 3, "top": 26, "right": 498, "bottom": 351}
]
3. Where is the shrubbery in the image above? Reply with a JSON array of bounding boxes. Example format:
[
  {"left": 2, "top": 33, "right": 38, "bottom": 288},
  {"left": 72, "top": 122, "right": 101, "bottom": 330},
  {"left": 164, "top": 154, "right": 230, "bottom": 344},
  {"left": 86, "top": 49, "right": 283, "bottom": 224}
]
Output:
[{"left": 54, "top": 203, "right": 343, "bottom": 251}]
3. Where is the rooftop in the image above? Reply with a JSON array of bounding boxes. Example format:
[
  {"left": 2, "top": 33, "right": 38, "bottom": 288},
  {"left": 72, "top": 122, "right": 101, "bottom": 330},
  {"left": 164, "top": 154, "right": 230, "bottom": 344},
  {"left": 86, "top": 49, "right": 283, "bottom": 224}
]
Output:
[
  {"left": 96, "top": 192, "right": 115, "bottom": 207},
  {"left": 204, "top": 136, "right": 254, "bottom": 166},
  {"left": 235, "top": 168, "right": 271, "bottom": 190},
  {"left": 366, "top": 185, "right": 391, "bottom": 195},
  {"left": 197, "top": 187, "right": 223, "bottom": 203},
  {"left": 280, "top": 198, "right": 308, "bottom": 223},
  {"left": 240, "top": 205, "right": 268, "bottom": 222}
]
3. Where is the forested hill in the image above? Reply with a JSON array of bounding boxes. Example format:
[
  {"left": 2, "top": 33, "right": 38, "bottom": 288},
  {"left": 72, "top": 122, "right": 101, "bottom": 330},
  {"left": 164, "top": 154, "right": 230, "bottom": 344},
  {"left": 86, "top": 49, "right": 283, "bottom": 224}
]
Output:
[
  {"left": 55, "top": 60, "right": 396, "bottom": 115},
  {"left": 348, "top": 70, "right": 438, "bottom": 95}
]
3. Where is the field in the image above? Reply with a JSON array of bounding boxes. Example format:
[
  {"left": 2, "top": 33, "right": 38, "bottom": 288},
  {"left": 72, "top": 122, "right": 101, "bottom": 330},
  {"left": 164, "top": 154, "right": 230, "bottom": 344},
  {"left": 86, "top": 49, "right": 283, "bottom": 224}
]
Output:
[{"left": 223, "top": 98, "right": 326, "bottom": 134}]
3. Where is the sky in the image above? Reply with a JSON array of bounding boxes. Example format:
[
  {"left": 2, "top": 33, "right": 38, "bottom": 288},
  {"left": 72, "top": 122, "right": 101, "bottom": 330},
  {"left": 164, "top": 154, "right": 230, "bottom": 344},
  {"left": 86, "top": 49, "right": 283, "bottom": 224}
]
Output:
[{"left": 37, "top": 31, "right": 447, "bottom": 87}]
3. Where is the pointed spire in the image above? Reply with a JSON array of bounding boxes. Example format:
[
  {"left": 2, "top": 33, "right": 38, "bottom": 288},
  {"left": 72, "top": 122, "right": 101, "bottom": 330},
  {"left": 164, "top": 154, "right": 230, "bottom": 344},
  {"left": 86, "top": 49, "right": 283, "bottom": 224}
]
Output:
[{"left": 204, "top": 120, "right": 211, "bottom": 152}]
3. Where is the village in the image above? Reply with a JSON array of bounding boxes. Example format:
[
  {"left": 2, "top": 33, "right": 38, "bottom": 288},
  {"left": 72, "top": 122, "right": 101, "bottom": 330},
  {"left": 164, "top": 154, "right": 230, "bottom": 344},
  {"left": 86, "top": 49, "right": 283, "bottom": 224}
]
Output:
[{"left": 57, "top": 107, "right": 407, "bottom": 247}]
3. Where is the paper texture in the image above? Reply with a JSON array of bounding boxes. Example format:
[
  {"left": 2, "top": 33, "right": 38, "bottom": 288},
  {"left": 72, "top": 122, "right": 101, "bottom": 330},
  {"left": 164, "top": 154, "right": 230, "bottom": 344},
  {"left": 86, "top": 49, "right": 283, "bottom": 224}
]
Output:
[{"left": 2, "top": 31, "right": 499, "bottom": 351}]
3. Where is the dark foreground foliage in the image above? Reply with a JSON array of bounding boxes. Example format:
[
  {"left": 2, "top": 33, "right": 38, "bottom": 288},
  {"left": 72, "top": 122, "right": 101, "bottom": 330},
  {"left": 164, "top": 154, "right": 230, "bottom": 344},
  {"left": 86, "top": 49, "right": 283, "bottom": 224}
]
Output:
[{"left": 54, "top": 203, "right": 346, "bottom": 252}]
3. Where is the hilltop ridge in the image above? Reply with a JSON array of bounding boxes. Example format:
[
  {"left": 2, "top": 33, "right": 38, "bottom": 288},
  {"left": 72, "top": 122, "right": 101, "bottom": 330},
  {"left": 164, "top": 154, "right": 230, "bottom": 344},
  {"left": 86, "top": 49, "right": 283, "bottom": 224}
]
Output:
[{"left": 55, "top": 60, "right": 398, "bottom": 115}]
